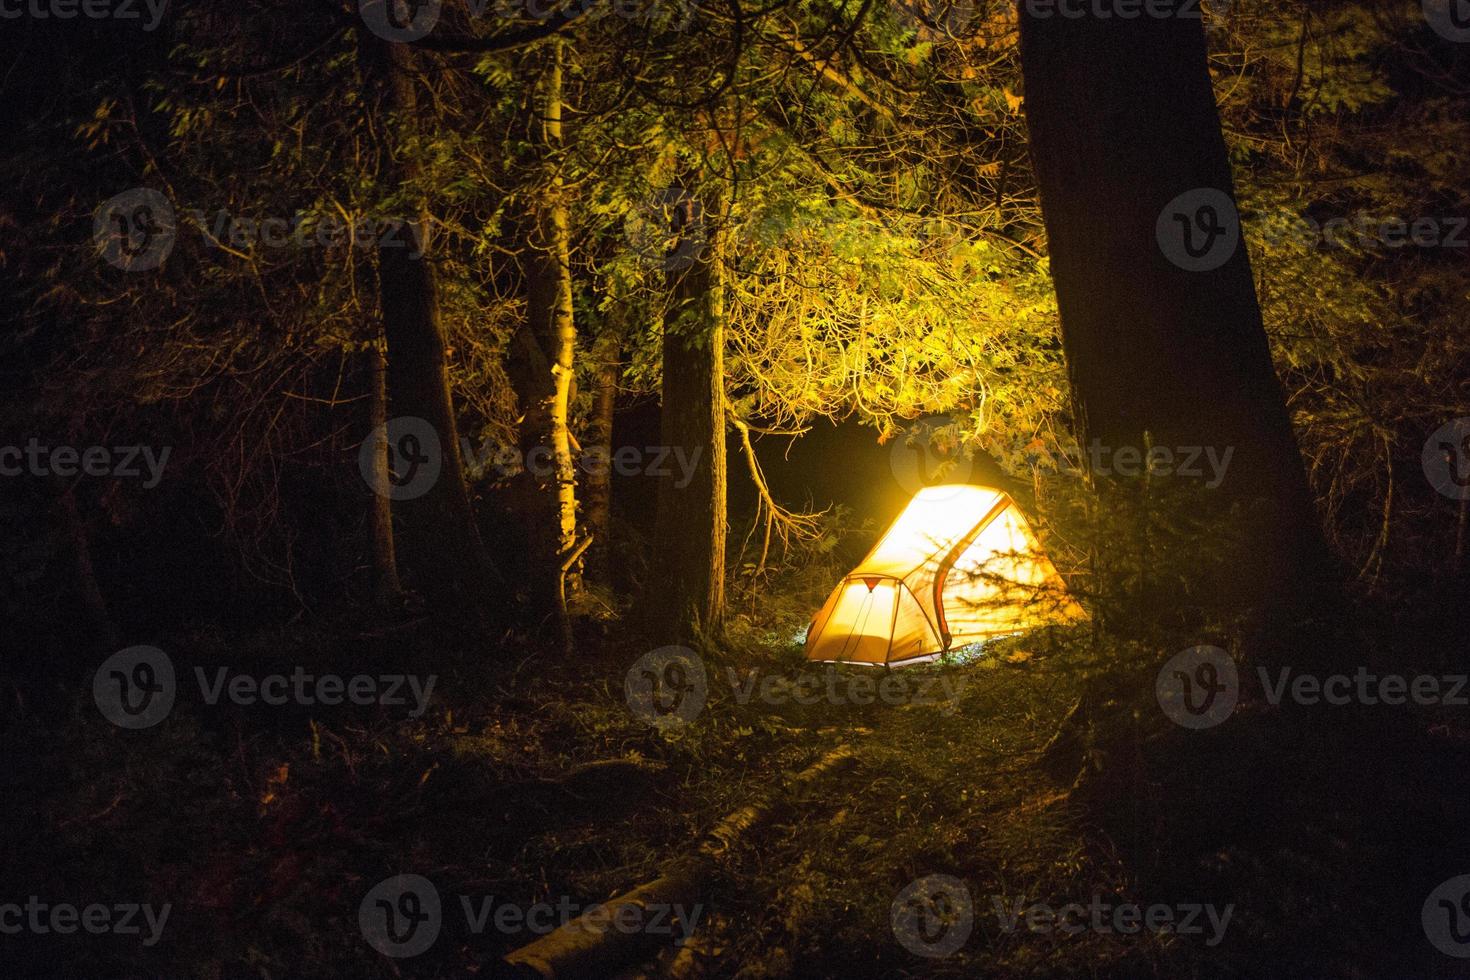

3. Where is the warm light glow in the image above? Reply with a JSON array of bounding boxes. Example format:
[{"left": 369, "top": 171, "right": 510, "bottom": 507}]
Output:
[{"left": 805, "top": 484, "right": 1086, "bottom": 666}]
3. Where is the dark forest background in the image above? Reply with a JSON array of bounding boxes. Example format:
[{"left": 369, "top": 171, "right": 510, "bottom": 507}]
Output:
[{"left": 2, "top": 0, "right": 1469, "bottom": 977}]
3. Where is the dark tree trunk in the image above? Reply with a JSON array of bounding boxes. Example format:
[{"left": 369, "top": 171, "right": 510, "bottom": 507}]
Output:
[
  {"left": 1018, "top": 9, "right": 1331, "bottom": 635},
  {"left": 363, "top": 335, "right": 403, "bottom": 607},
  {"left": 360, "top": 35, "right": 494, "bottom": 618},
  {"left": 352, "top": 218, "right": 404, "bottom": 609},
  {"left": 650, "top": 179, "right": 727, "bottom": 641},
  {"left": 584, "top": 321, "right": 623, "bottom": 589}
]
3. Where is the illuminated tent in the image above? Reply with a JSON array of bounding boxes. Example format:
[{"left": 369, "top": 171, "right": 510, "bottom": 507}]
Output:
[{"left": 804, "top": 484, "right": 1086, "bottom": 666}]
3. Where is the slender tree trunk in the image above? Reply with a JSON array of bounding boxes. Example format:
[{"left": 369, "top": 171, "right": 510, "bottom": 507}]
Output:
[
  {"left": 584, "top": 321, "right": 623, "bottom": 589},
  {"left": 651, "top": 177, "right": 727, "bottom": 641},
  {"left": 359, "top": 35, "right": 494, "bottom": 618},
  {"left": 513, "top": 39, "right": 579, "bottom": 617},
  {"left": 364, "top": 335, "right": 403, "bottom": 607},
  {"left": 353, "top": 219, "right": 403, "bottom": 608},
  {"left": 1018, "top": 9, "right": 1330, "bottom": 635}
]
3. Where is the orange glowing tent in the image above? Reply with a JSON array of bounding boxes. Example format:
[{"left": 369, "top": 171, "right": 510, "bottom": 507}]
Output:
[{"left": 804, "top": 485, "right": 1086, "bottom": 666}]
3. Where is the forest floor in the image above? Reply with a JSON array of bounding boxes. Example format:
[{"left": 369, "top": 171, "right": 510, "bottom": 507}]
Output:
[{"left": 6, "top": 582, "right": 1470, "bottom": 979}]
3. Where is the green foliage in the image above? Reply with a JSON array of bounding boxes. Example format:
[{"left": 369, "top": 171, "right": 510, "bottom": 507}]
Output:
[
  {"left": 6, "top": 0, "right": 1466, "bottom": 612},
  {"left": 1215, "top": 0, "right": 1470, "bottom": 586}
]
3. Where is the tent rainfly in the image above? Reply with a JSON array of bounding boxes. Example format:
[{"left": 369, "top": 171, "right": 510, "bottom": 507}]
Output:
[{"left": 804, "top": 484, "right": 1086, "bottom": 666}]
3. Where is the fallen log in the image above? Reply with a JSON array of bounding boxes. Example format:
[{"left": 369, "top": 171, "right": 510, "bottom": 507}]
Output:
[{"left": 501, "top": 746, "right": 857, "bottom": 980}]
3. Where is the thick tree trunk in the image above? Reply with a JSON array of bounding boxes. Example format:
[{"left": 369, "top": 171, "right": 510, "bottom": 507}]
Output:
[
  {"left": 360, "top": 36, "right": 494, "bottom": 618},
  {"left": 512, "top": 39, "right": 580, "bottom": 617},
  {"left": 650, "top": 179, "right": 727, "bottom": 641},
  {"left": 584, "top": 322, "right": 622, "bottom": 589},
  {"left": 1018, "top": 10, "right": 1330, "bottom": 633},
  {"left": 352, "top": 220, "right": 404, "bottom": 609}
]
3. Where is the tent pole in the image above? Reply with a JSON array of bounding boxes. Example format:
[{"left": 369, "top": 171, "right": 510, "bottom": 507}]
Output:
[
  {"left": 931, "top": 495, "right": 1012, "bottom": 653},
  {"left": 883, "top": 579, "right": 901, "bottom": 666}
]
